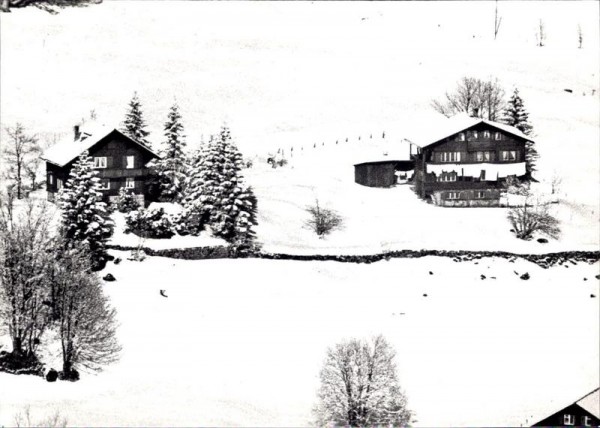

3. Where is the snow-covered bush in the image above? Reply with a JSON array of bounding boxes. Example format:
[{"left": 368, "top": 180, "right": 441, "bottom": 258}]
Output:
[
  {"left": 305, "top": 200, "right": 342, "bottom": 237},
  {"left": 116, "top": 187, "right": 141, "bottom": 213},
  {"left": 125, "top": 207, "right": 175, "bottom": 239}
]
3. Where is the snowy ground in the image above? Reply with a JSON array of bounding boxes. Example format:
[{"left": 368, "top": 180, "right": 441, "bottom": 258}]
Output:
[{"left": 0, "top": 254, "right": 598, "bottom": 427}]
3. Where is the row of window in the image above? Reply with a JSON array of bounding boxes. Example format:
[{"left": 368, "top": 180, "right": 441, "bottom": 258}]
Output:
[
  {"left": 458, "top": 130, "right": 502, "bottom": 141},
  {"left": 564, "top": 414, "right": 593, "bottom": 426},
  {"left": 446, "top": 191, "right": 487, "bottom": 200},
  {"left": 437, "top": 150, "right": 517, "bottom": 163},
  {"left": 93, "top": 155, "right": 136, "bottom": 169},
  {"left": 49, "top": 175, "right": 134, "bottom": 191}
]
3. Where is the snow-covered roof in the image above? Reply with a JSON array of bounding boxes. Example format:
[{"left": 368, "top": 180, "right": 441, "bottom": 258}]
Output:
[
  {"left": 405, "top": 113, "right": 534, "bottom": 149},
  {"left": 42, "top": 126, "right": 160, "bottom": 167},
  {"left": 352, "top": 137, "right": 415, "bottom": 165},
  {"left": 576, "top": 388, "right": 600, "bottom": 418}
]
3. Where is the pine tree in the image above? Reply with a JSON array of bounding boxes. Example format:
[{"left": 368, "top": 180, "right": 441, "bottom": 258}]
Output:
[
  {"left": 155, "top": 102, "right": 188, "bottom": 201},
  {"left": 502, "top": 88, "right": 537, "bottom": 177},
  {"left": 121, "top": 92, "right": 152, "bottom": 149},
  {"left": 182, "top": 125, "right": 257, "bottom": 246},
  {"left": 58, "top": 151, "right": 113, "bottom": 269}
]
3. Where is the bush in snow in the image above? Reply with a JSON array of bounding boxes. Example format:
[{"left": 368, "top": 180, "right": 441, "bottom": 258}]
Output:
[
  {"left": 314, "top": 335, "right": 413, "bottom": 427},
  {"left": 505, "top": 178, "right": 560, "bottom": 240},
  {"left": 305, "top": 200, "right": 342, "bottom": 237},
  {"left": 125, "top": 207, "right": 176, "bottom": 239},
  {"left": 58, "top": 151, "right": 113, "bottom": 270},
  {"left": 116, "top": 187, "right": 141, "bottom": 213},
  {"left": 154, "top": 102, "right": 188, "bottom": 202},
  {"left": 181, "top": 126, "right": 257, "bottom": 244}
]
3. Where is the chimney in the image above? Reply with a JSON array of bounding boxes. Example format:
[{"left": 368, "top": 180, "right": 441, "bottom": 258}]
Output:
[{"left": 73, "top": 125, "right": 81, "bottom": 141}]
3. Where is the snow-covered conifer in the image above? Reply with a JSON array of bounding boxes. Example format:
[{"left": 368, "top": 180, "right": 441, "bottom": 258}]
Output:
[
  {"left": 502, "top": 88, "right": 537, "bottom": 176},
  {"left": 155, "top": 102, "right": 187, "bottom": 201},
  {"left": 58, "top": 151, "right": 113, "bottom": 269},
  {"left": 121, "top": 92, "right": 152, "bottom": 148},
  {"left": 182, "top": 125, "right": 257, "bottom": 245}
]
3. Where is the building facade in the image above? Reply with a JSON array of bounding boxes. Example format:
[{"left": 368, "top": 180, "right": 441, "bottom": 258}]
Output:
[
  {"left": 42, "top": 126, "right": 160, "bottom": 205},
  {"left": 411, "top": 117, "right": 531, "bottom": 207}
]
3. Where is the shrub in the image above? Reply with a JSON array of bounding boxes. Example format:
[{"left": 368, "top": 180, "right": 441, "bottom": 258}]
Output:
[
  {"left": 116, "top": 187, "right": 141, "bottom": 213},
  {"left": 306, "top": 200, "right": 342, "bottom": 237},
  {"left": 125, "top": 208, "right": 175, "bottom": 239},
  {"left": 46, "top": 369, "right": 58, "bottom": 382}
]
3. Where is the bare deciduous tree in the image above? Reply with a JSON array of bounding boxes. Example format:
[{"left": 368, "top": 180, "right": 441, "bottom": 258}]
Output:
[
  {"left": 577, "top": 24, "right": 583, "bottom": 49},
  {"left": 305, "top": 199, "right": 342, "bottom": 237},
  {"left": 505, "top": 178, "right": 560, "bottom": 240},
  {"left": 2, "top": 123, "right": 40, "bottom": 199},
  {"left": 0, "top": 197, "right": 54, "bottom": 368},
  {"left": 14, "top": 406, "right": 67, "bottom": 428},
  {"left": 432, "top": 77, "right": 506, "bottom": 121},
  {"left": 494, "top": 0, "right": 502, "bottom": 40},
  {"left": 54, "top": 243, "right": 121, "bottom": 378},
  {"left": 314, "top": 335, "right": 413, "bottom": 427}
]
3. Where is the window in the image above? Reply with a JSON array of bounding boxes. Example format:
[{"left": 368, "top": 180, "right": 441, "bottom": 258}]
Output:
[
  {"left": 475, "top": 151, "right": 492, "bottom": 162},
  {"left": 501, "top": 150, "right": 517, "bottom": 161},
  {"left": 475, "top": 190, "right": 486, "bottom": 199},
  {"left": 582, "top": 416, "right": 592, "bottom": 426},
  {"left": 472, "top": 131, "right": 478, "bottom": 139},
  {"left": 447, "top": 191, "right": 461, "bottom": 200},
  {"left": 98, "top": 179, "right": 110, "bottom": 190},
  {"left": 93, "top": 157, "right": 107, "bottom": 168},
  {"left": 563, "top": 414, "right": 575, "bottom": 425},
  {"left": 483, "top": 130, "right": 491, "bottom": 139},
  {"left": 49, "top": 174, "right": 54, "bottom": 185},
  {"left": 125, "top": 155, "right": 135, "bottom": 169},
  {"left": 438, "top": 172, "right": 457, "bottom": 182},
  {"left": 494, "top": 132, "right": 501, "bottom": 140},
  {"left": 125, "top": 177, "right": 135, "bottom": 189},
  {"left": 57, "top": 178, "right": 63, "bottom": 190},
  {"left": 441, "top": 152, "right": 462, "bottom": 162},
  {"left": 458, "top": 133, "right": 465, "bottom": 141}
]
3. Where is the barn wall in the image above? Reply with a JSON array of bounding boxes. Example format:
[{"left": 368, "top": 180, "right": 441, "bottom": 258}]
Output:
[{"left": 355, "top": 162, "right": 398, "bottom": 187}]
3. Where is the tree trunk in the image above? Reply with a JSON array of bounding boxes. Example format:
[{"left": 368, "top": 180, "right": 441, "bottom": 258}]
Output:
[
  {"left": 12, "top": 337, "right": 23, "bottom": 356},
  {"left": 0, "top": 0, "right": 10, "bottom": 12}
]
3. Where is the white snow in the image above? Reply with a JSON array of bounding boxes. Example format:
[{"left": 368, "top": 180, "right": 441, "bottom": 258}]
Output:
[{"left": 0, "top": 254, "right": 597, "bottom": 427}]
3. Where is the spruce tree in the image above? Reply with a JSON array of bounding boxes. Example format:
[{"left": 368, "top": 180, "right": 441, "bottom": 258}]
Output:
[
  {"left": 121, "top": 92, "right": 152, "bottom": 149},
  {"left": 58, "top": 151, "right": 113, "bottom": 269},
  {"left": 155, "top": 102, "right": 188, "bottom": 201},
  {"left": 502, "top": 88, "right": 538, "bottom": 176},
  {"left": 182, "top": 125, "right": 257, "bottom": 247}
]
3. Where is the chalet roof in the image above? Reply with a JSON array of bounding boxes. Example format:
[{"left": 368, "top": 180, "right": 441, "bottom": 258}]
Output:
[
  {"left": 41, "top": 126, "right": 160, "bottom": 167},
  {"left": 352, "top": 136, "right": 415, "bottom": 165},
  {"left": 406, "top": 113, "right": 534, "bottom": 149},
  {"left": 575, "top": 387, "right": 600, "bottom": 417}
]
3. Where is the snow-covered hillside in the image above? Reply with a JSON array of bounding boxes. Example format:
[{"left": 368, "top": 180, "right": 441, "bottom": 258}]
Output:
[{"left": 0, "top": 254, "right": 598, "bottom": 426}]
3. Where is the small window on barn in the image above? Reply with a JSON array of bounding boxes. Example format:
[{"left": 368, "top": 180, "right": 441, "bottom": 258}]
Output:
[
  {"left": 582, "top": 416, "right": 592, "bottom": 426},
  {"left": 93, "top": 157, "right": 107, "bottom": 168},
  {"left": 126, "top": 155, "right": 135, "bottom": 169},
  {"left": 125, "top": 177, "right": 135, "bottom": 189},
  {"left": 483, "top": 130, "right": 491, "bottom": 139},
  {"left": 49, "top": 174, "right": 54, "bottom": 185},
  {"left": 472, "top": 131, "right": 478, "bottom": 139},
  {"left": 494, "top": 132, "right": 501, "bottom": 140},
  {"left": 57, "top": 178, "right": 63, "bottom": 190},
  {"left": 458, "top": 132, "right": 465, "bottom": 141},
  {"left": 98, "top": 179, "right": 110, "bottom": 190},
  {"left": 563, "top": 414, "right": 575, "bottom": 426}
]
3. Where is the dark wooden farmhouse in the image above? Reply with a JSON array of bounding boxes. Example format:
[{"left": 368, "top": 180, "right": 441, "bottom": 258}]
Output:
[
  {"left": 531, "top": 387, "right": 599, "bottom": 427},
  {"left": 410, "top": 115, "right": 531, "bottom": 207},
  {"left": 41, "top": 125, "right": 160, "bottom": 205}
]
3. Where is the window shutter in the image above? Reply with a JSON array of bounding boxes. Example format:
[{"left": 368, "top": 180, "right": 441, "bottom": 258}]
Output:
[
  {"left": 123, "top": 155, "right": 128, "bottom": 168},
  {"left": 107, "top": 156, "right": 113, "bottom": 168}
]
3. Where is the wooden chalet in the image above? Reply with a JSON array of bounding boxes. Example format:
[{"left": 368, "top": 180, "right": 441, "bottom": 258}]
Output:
[
  {"left": 409, "top": 114, "right": 532, "bottom": 207},
  {"left": 41, "top": 125, "right": 160, "bottom": 205},
  {"left": 531, "top": 387, "right": 599, "bottom": 427}
]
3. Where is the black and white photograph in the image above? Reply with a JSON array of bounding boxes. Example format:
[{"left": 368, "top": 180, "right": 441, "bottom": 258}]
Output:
[{"left": 0, "top": 0, "right": 599, "bottom": 426}]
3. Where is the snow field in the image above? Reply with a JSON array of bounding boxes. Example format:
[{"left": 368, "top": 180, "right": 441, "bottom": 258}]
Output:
[{"left": 1, "top": 254, "right": 598, "bottom": 426}]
